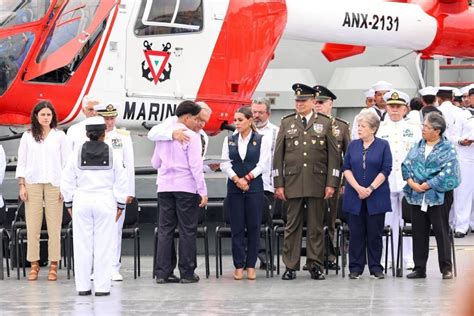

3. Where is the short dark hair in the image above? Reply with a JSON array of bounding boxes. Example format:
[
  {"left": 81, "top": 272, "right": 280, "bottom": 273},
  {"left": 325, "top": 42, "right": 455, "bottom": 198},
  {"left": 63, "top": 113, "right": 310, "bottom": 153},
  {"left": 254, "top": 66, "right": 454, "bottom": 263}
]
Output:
[
  {"left": 425, "top": 112, "right": 446, "bottom": 136},
  {"left": 175, "top": 100, "right": 201, "bottom": 117},
  {"left": 469, "top": 88, "right": 474, "bottom": 96},
  {"left": 421, "top": 95, "right": 436, "bottom": 105},
  {"left": 409, "top": 97, "right": 423, "bottom": 111}
]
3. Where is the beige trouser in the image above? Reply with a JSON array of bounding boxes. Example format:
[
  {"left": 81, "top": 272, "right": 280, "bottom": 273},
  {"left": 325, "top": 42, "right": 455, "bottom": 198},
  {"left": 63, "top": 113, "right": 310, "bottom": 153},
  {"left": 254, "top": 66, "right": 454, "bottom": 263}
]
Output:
[{"left": 25, "top": 183, "right": 63, "bottom": 262}]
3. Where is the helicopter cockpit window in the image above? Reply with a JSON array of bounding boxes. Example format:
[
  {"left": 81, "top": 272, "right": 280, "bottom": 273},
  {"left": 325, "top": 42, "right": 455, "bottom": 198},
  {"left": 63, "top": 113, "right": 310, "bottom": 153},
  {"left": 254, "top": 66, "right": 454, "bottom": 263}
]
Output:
[
  {"left": 37, "top": 0, "right": 100, "bottom": 63},
  {"left": 134, "top": 0, "right": 203, "bottom": 36},
  {"left": 0, "top": 0, "right": 51, "bottom": 29},
  {"left": 0, "top": 32, "right": 34, "bottom": 95}
]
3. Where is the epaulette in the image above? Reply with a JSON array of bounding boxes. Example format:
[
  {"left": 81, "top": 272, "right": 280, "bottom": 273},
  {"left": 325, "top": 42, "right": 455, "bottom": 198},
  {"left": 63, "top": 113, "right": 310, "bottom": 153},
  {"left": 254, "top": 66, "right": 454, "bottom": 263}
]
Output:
[
  {"left": 117, "top": 128, "right": 130, "bottom": 137},
  {"left": 318, "top": 112, "right": 330, "bottom": 119},
  {"left": 335, "top": 117, "right": 349, "bottom": 125},
  {"left": 280, "top": 112, "right": 296, "bottom": 121}
]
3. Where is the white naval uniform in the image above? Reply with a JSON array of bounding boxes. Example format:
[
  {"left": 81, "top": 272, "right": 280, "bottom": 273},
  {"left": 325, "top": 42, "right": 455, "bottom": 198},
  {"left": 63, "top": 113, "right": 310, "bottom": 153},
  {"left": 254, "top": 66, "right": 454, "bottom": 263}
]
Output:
[
  {"left": 106, "top": 127, "right": 135, "bottom": 275},
  {"left": 453, "top": 115, "right": 474, "bottom": 234},
  {"left": 61, "top": 143, "right": 128, "bottom": 293},
  {"left": 66, "top": 120, "right": 89, "bottom": 153},
  {"left": 376, "top": 117, "right": 421, "bottom": 266}
]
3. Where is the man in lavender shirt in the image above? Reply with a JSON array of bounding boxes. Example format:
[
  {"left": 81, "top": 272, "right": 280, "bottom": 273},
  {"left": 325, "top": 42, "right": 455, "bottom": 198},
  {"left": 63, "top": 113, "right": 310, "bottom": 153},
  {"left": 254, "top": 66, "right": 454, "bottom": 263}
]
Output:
[{"left": 152, "top": 101, "right": 208, "bottom": 284}]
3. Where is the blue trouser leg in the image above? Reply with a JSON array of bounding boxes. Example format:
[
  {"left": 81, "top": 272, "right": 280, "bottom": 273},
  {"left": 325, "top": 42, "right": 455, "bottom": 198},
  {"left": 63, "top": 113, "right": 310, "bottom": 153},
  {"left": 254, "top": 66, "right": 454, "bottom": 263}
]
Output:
[
  {"left": 347, "top": 202, "right": 367, "bottom": 274},
  {"left": 366, "top": 211, "right": 386, "bottom": 274},
  {"left": 228, "top": 194, "right": 246, "bottom": 269},
  {"left": 245, "top": 193, "right": 263, "bottom": 268}
]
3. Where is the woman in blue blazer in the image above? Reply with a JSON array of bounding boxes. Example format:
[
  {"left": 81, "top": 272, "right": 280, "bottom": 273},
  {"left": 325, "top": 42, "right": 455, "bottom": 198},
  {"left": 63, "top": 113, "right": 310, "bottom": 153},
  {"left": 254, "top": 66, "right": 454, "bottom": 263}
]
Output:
[{"left": 342, "top": 110, "right": 392, "bottom": 279}]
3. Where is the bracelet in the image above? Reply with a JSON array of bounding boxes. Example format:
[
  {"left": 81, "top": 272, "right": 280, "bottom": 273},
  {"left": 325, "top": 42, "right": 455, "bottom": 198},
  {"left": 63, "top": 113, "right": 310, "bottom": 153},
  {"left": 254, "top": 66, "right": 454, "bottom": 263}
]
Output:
[
  {"left": 244, "top": 173, "right": 254, "bottom": 183},
  {"left": 369, "top": 185, "right": 375, "bottom": 192}
]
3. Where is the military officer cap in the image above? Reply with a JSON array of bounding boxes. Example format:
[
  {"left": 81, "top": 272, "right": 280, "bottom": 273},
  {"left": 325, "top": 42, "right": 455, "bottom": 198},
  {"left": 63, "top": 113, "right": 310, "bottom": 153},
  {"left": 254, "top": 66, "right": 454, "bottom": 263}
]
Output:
[
  {"left": 371, "top": 80, "right": 393, "bottom": 92},
  {"left": 436, "top": 87, "right": 455, "bottom": 98},
  {"left": 383, "top": 90, "right": 410, "bottom": 106},
  {"left": 85, "top": 116, "right": 106, "bottom": 132},
  {"left": 418, "top": 86, "right": 438, "bottom": 97},
  {"left": 313, "top": 85, "right": 337, "bottom": 101},
  {"left": 94, "top": 103, "right": 118, "bottom": 117},
  {"left": 292, "top": 83, "right": 316, "bottom": 101},
  {"left": 460, "top": 84, "right": 474, "bottom": 95},
  {"left": 364, "top": 89, "right": 375, "bottom": 98}
]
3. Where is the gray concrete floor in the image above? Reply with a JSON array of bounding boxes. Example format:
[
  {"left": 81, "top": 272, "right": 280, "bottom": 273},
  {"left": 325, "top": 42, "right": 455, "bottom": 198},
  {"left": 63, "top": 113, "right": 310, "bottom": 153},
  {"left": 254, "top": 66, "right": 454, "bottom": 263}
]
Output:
[{"left": 1, "top": 235, "right": 473, "bottom": 315}]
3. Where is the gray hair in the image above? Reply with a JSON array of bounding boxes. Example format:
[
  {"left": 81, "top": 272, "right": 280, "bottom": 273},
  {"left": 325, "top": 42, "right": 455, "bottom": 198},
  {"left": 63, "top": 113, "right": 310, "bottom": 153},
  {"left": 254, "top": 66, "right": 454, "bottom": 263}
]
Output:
[
  {"left": 357, "top": 109, "right": 380, "bottom": 132},
  {"left": 196, "top": 101, "right": 212, "bottom": 114},
  {"left": 424, "top": 112, "right": 446, "bottom": 136},
  {"left": 252, "top": 97, "right": 271, "bottom": 113},
  {"left": 82, "top": 94, "right": 100, "bottom": 109}
]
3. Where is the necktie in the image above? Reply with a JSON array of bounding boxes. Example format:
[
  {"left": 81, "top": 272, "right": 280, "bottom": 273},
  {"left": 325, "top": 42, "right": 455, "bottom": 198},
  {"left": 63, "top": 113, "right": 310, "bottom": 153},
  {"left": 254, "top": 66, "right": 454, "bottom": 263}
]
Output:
[
  {"left": 200, "top": 133, "right": 206, "bottom": 157},
  {"left": 302, "top": 117, "right": 307, "bottom": 128}
]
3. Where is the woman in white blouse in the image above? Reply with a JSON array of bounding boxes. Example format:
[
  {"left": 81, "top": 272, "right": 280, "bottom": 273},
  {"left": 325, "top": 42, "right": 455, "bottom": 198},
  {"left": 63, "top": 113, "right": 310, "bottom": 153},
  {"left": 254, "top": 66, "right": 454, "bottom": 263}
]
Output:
[
  {"left": 16, "top": 101, "right": 70, "bottom": 281},
  {"left": 220, "top": 106, "right": 271, "bottom": 280}
]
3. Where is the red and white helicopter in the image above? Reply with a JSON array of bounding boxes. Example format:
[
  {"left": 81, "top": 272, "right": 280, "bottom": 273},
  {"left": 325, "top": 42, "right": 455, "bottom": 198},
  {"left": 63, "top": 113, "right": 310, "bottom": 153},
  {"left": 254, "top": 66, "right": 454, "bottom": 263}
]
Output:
[{"left": 0, "top": 0, "right": 473, "bottom": 136}]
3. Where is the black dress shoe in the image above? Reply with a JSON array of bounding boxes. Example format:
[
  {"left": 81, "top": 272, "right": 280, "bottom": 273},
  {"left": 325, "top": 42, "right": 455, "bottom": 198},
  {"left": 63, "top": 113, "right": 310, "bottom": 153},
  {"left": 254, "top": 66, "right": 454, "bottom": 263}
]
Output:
[
  {"left": 349, "top": 272, "right": 361, "bottom": 279},
  {"left": 442, "top": 271, "right": 453, "bottom": 279},
  {"left": 180, "top": 273, "right": 200, "bottom": 284},
  {"left": 95, "top": 292, "right": 110, "bottom": 296},
  {"left": 282, "top": 268, "right": 296, "bottom": 280},
  {"left": 302, "top": 263, "right": 308, "bottom": 271},
  {"left": 259, "top": 261, "right": 276, "bottom": 271},
  {"left": 78, "top": 290, "right": 92, "bottom": 296},
  {"left": 309, "top": 263, "right": 325, "bottom": 280},
  {"left": 370, "top": 271, "right": 385, "bottom": 279},
  {"left": 454, "top": 232, "right": 466, "bottom": 238},
  {"left": 167, "top": 273, "right": 180, "bottom": 283},
  {"left": 406, "top": 271, "right": 426, "bottom": 279},
  {"left": 325, "top": 261, "right": 340, "bottom": 270}
]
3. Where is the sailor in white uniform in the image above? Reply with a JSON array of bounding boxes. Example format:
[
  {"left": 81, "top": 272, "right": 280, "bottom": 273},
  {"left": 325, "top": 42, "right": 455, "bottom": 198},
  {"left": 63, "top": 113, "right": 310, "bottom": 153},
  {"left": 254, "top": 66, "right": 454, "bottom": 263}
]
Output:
[
  {"left": 61, "top": 116, "right": 128, "bottom": 296},
  {"left": 376, "top": 90, "right": 421, "bottom": 270},
  {"left": 95, "top": 103, "right": 135, "bottom": 281},
  {"left": 351, "top": 89, "right": 375, "bottom": 140}
]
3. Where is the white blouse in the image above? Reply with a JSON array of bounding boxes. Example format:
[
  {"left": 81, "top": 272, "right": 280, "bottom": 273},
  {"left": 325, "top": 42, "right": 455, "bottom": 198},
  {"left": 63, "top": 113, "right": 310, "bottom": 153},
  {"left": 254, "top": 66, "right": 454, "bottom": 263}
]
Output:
[{"left": 16, "top": 129, "right": 70, "bottom": 187}]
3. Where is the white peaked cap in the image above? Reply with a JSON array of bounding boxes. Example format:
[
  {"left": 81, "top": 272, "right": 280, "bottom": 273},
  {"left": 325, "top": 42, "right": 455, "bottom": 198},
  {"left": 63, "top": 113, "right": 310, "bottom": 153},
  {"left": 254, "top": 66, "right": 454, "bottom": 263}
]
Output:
[
  {"left": 418, "top": 86, "right": 438, "bottom": 96},
  {"left": 460, "top": 84, "right": 474, "bottom": 95},
  {"left": 371, "top": 81, "right": 393, "bottom": 92},
  {"left": 453, "top": 88, "right": 462, "bottom": 97},
  {"left": 383, "top": 90, "right": 410, "bottom": 105},
  {"left": 364, "top": 89, "right": 375, "bottom": 98}
]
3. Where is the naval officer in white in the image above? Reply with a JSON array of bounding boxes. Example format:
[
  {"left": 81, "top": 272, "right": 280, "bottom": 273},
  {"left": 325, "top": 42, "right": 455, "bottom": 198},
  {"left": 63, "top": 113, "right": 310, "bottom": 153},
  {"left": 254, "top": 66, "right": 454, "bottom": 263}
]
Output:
[
  {"left": 61, "top": 116, "right": 128, "bottom": 296},
  {"left": 376, "top": 90, "right": 421, "bottom": 270}
]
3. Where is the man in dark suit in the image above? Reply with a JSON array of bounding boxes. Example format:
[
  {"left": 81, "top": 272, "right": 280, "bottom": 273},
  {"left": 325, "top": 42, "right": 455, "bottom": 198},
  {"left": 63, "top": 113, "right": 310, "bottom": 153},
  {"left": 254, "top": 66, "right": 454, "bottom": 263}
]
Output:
[{"left": 273, "top": 83, "right": 340, "bottom": 280}]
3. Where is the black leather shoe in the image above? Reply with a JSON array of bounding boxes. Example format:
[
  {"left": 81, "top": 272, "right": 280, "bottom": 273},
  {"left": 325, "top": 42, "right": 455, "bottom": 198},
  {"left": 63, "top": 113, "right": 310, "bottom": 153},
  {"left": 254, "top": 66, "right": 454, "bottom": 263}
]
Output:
[
  {"left": 95, "top": 292, "right": 110, "bottom": 296},
  {"left": 454, "top": 232, "right": 466, "bottom": 238},
  {"left": 167, "top": 273, "right": 180, "bottom": 283},
  {"left": 180, "top": 273, "right": 200, "bottom": 284},
  {"left": 282, "top": 268, "right": 296, "bottom": 280},
  {"left": 370, "top": 271, "right": 385, "bottom": 279},
  {"left": 302, "top": 263, "right": 308, "bottom": 271},
  {"left": 78, "top": 290, "right": 92, "bottom": 296},
  {"left": 309, "top": 263, "right": 325, "bottom": 280},
  {"left": 442, "top": 271, "right": 453, "bottom": 279},
  {"left": 349, "top": 272, "right": 361, "bottom": 279},
  {"left": 325, "top": 261, "right": 340, "bottom": 270},
  {"left": 259, "top": 261, "right": 276, "bottom": 271},
  {"left": 406, "top": 271, "right": 426, "bottom": 279}
]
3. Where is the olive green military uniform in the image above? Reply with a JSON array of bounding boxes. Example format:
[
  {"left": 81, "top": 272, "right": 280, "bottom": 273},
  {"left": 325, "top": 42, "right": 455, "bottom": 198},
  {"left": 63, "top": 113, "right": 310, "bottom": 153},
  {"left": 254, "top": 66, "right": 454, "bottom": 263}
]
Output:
[
  {"left": 273, "top": 111, "right": 341, "bottom": 271},
  {"left": 326, "top": 116, "right": 350, "bottom": 262}
]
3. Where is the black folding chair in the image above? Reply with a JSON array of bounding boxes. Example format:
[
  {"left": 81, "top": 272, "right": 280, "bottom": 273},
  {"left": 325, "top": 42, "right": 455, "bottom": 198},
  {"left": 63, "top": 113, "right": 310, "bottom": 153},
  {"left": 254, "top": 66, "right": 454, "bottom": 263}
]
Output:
[
  {"left": 122, "top": 198, "right": 141, "bottom": 279},
  {"left": 215, "top": 196, "right": 273, "bottom": 278},
  {"left": 0, "top": 203, "right": 10, "bottom": 279},
  {"left": 396, "top": 197, "right": 457, "bottom": 277}
]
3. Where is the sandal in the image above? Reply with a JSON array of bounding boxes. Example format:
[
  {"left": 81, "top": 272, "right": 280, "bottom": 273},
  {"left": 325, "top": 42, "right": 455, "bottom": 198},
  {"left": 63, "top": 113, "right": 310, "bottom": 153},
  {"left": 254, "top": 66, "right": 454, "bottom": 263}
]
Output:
[
  {"left": 28, "top": 261, "right": 40, "bottom": 281},
  {"left": 47, "top": 261, "right": 58, "bottom": 281}
]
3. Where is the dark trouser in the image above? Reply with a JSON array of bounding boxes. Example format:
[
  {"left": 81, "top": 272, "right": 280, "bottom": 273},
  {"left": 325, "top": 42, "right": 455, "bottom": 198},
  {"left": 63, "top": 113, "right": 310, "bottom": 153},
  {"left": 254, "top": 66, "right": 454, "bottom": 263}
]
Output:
[
  {"left": 411, "top": 191, "right": 453, "bottom": 274},
  {"left": 257, "top": 191, "right": 275, "bottom": 263},
  {"left": 228, "top": 192, "right": 263, "bottom": 269},
  {"left": 347, "top": 200, "right": 385, "bottom": 274},
  {"left": 155, "top": 192, "right": 199, "bottom": 279},
  {"left": 325, "top": 193, "right": 339, "bottom": 262},
  {"left": 283, "top": 197, "right": 325, "bottom": 271}
]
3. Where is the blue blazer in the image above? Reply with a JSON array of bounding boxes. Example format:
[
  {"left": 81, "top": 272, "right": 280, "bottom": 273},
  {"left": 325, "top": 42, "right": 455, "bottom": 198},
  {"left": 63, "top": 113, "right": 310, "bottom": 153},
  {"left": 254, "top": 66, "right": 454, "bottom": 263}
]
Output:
[{"left": 342, "top": 137, "right": 392, "bottom": 215}]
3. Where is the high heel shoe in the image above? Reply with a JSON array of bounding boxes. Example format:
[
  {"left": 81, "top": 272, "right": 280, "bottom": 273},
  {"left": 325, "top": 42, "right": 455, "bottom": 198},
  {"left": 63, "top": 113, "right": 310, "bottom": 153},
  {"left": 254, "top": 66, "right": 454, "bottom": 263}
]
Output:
[
  {"left": 28, "top": 261, "right": 40, "bottom": 281},
  {"left": 233, "top": 268, "right": 244, "bottom": 280},
  {"left": 47, "top": 261, "right": 58, "bottom": 281}
]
